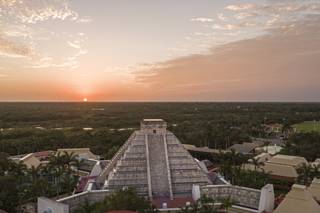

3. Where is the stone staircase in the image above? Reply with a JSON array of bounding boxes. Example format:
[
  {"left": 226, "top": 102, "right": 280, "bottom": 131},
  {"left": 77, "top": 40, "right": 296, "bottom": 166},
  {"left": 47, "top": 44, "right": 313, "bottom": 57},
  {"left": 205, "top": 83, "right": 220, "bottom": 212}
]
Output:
[{"left": 147, "top": 134, "right": 171, "bottom": 198}]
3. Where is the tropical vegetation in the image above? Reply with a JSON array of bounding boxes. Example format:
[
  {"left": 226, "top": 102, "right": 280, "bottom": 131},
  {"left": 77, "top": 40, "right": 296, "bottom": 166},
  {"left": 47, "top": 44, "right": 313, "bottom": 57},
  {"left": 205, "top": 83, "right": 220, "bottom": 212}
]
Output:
[
  {"left": 1, "top": 102, "right": 320, "bottom": 157},
  {"left": 296, "top": 163, "right": 320, "bottom": 186},
  {"left": 1, "top": 102, "right": 320, "bottom": 211},
  {"left": 0, "top": 151, "right": 82, "bottom": 212},
  {"left": 281, "top": 132, "right": 320, "bottom": 161},
  {"left": 179, "top": 195, "right": 234, "bottom": 213},
  {"left": 73, "top": 188, "right": 157, "bottom": 213}
]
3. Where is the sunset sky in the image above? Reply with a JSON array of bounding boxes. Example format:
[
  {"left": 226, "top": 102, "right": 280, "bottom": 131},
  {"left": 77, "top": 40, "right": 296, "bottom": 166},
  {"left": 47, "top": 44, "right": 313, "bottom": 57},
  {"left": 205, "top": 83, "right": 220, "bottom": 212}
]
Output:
[{"left": 0, "top": 0, "right": 320, "bottom": 101}]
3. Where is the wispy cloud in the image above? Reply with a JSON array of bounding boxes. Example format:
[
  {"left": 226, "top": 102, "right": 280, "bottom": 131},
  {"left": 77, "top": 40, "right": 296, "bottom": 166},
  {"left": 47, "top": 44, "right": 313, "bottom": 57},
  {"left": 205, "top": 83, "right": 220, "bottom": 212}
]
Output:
[
  {"left": 0, "top": 36, "right": 33, "bottom": 58},
  {"left": 217, "top": 13, "right": 227, "bottom": 21},
  {"left": 31, "top": 46, "right": 87, "bottom": 69},
  {"left": 176, "top": 0, "right": 320, "bottom": 59},
  {"left": 67, "top": 41, "right": 81, "bottom": 49},
  {"left": 190, "top": 17, "right": 213, "bottom": 23},
  {"left": 234, "top": 12, "right": 257, "bottom": 20},
  {"left": 225, "top": 4, "right": 256, "bottom": 11},
  {"left": 0, "top": 0, "right": 90, "bottom": 70},
  {"left": 212, "top": 24, "right": 238, "bottom": 31},
  {"left": 77, "top": 17, "right": 93, "bottom": 23},
  {"left": 1, "top": 0, "right": 79, "bottom": 24}
]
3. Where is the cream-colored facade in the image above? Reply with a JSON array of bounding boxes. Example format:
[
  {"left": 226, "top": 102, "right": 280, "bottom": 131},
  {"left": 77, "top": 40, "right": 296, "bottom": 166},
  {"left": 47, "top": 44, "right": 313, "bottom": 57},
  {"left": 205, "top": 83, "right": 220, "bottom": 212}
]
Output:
[
  {"left": 308, "top": 178, "right": 320, "bottom": 202},
  {"left": 243, "top": 162, "right": 298, "bottom": 180},
  {"left": 245, "top": 154, "right": 310, "bottom": 181},
  {"left": 274, "top": 184, "right": 320, "bottom": 213},
  {"left": 268, "top": 154, "right": 308, "bottom": 168},
  {"left": 10, "top": 153, "right": 41, "bottom": 168}
]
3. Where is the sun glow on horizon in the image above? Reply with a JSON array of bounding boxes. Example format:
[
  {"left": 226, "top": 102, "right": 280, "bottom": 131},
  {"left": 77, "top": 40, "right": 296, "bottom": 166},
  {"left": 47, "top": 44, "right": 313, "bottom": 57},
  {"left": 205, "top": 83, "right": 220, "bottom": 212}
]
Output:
[{"left": 83, "top": 98, "right": 88, "bottom": 102}]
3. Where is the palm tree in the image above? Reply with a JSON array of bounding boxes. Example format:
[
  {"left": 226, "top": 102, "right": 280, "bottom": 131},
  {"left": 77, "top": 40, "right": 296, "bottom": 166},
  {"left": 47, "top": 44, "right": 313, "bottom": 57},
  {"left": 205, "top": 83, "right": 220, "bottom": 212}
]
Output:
[
  {"left": 251, "top": 157, "right": 264, "bottom": 171},
  {"left": 297, "top": 163, "right": 312, "bottom": 185},
  {"left": 62, "top": 151, "right": 79, "bottom": 170},
  {"left": 227, "top": 149, "right": 247, "bottom": 166},
  {"left": 72, "top": 157, "right": 84, "bottom": 176},
  {"left": 9, "top": 161, "right": 27, "bottom": 177},
  {"left": 48, "top": 153, "right": 66, "bottom": 196},
  {"left": 27, "top": 167, "right": 41, "bottom": 211},
  {"left": 229, "top": 149, "right": 239, "bottom": 164},
  {"left": 204, "top": 122, "right": 213, "bottom": 148},
  {"left": 0, "top": 152, "right": 10, "bottom": 175},
  {"left": 28, "top": 165, "right": 41, "bottom": 182},
  {"left": 218, "top": 150, "right": 248, "bottom": 183},
  {"left": 231, "top": 166, "right": 242, "bottom": 185},
  {"left": 311, "top": 164, "right": 320, "bottom": 179},
  {"left": 47, "top": 151, "right": 82, "bottom": 196},
  {"left": 61, "top": 173, "right": 77, "bottom": 195},
  {"left": 282, "top": 123, "right": 293, "bottom": 138},
  {"left": 219, "top": 161, "right": 232, "bottom": 182},
  {"left": 48, "top": 152, "right": 65, "bottom": 169}
]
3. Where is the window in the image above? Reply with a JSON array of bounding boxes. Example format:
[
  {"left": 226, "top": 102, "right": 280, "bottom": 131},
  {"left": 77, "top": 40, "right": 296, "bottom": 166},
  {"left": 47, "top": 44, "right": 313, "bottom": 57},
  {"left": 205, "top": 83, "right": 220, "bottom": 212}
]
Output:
[{"left": 44, "top": 208, "right": 53, "bottom": 213}]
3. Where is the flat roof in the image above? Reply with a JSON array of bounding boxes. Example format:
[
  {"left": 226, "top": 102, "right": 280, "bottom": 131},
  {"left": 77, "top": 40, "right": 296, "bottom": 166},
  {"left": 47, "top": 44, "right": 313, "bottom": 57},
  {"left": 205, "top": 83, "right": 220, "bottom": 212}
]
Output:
[
  {"left": 57, "top": 148, "right": 91, "bottom": 151},
  {"left": 183, "top": 144, "right": 225, "bottom": 154},
  {"left": 142, "top": 119, "right": 164, "bottom": 122},
  {"left": 229, "top": 142, "right": 259, "bottom": 154},
  {"left": 243, "top": 162, "right": 298, "bottom": 178},
  {"left": 268, "top": 154, "right": 308, "bottom": 167}
]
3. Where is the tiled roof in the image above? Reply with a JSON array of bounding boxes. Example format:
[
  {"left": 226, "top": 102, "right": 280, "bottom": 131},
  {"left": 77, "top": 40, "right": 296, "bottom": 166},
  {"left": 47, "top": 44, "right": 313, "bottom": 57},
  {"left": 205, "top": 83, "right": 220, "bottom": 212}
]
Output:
[
  {"left": 268, "top": 154, "right": 308, "bottom": 167},
  {"left": 243, "top": 163, "right": 298, "bottom": 178},
  {"left": 33, "top": 150, "right": 54, "bottom": 160},
  {"left": 229, "top": 142, "right": 259, "bottom": 154}
]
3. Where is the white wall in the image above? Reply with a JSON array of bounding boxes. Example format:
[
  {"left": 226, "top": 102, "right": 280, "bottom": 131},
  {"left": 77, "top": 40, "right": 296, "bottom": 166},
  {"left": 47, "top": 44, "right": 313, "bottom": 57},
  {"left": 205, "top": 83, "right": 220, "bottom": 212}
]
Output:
[{"left": 38, "top": 197, "right": 68, "bottom": 213}]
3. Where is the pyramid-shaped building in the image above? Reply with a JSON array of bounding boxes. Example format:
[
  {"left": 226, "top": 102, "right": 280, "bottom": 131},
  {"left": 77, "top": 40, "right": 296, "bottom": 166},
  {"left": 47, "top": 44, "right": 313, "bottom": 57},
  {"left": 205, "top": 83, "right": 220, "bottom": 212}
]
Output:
[{"left": 97, "top": 119, "right": 211, "bottom": 200}]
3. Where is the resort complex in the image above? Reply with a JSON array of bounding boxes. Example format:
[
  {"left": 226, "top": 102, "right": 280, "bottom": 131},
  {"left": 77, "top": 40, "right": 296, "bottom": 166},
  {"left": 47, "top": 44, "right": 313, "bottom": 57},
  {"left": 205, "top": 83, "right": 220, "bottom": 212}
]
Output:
[
  {"left": 36, "top": 119, "right": 279, "bottom": 212},
  {"left": 2, "top": 119, "right": 320, "bottom": 212}
]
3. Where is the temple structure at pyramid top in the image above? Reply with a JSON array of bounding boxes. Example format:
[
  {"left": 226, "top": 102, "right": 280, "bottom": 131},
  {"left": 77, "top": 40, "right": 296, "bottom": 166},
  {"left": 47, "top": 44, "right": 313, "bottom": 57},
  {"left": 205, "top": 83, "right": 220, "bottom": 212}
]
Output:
[{"left": 97, "top": 119, "right": 211, "bottom": 200}]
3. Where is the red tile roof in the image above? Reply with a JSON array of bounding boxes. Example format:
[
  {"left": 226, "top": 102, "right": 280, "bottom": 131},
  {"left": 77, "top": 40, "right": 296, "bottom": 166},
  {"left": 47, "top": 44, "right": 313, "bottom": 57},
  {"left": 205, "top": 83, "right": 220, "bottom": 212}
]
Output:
[
  {"left": 75, "top": 176, "right": 97, "bottom": 193},
  {"left": 33, "top": 150, "right": 54, "bottom": 159}
]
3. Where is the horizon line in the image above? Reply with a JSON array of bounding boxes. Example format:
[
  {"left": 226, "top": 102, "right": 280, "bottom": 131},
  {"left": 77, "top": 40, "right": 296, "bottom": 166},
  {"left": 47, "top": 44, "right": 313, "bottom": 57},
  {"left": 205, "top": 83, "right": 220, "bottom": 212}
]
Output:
[{"left": 0, "top": 100, "right": 320, "bottom": 104}]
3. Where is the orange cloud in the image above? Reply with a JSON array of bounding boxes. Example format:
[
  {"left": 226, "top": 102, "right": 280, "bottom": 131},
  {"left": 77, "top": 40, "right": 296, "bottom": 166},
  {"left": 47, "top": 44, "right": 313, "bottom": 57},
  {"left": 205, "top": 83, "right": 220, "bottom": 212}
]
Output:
[{"left": 135, "top": 15, "right": 320, "bottom": 101}]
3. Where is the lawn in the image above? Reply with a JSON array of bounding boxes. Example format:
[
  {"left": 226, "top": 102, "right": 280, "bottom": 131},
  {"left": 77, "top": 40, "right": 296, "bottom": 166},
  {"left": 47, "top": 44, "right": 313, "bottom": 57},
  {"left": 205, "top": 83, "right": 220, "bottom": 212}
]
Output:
[{"left": 293, "top": 121, "right": 320, "bottom": 133}]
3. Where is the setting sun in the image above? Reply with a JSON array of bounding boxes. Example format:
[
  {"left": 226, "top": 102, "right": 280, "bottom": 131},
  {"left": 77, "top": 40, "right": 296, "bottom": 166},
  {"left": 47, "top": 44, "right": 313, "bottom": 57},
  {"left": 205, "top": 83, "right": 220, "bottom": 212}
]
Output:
[{"left": 83, "top": 98, "right": 88, "bottom": 102}]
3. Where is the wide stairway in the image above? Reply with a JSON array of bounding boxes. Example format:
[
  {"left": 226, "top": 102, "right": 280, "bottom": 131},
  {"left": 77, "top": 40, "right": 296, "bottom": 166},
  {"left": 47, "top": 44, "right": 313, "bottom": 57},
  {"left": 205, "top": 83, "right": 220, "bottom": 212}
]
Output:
[{"left": 147, "top": 134, "right": 170, "bottom": 198}]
